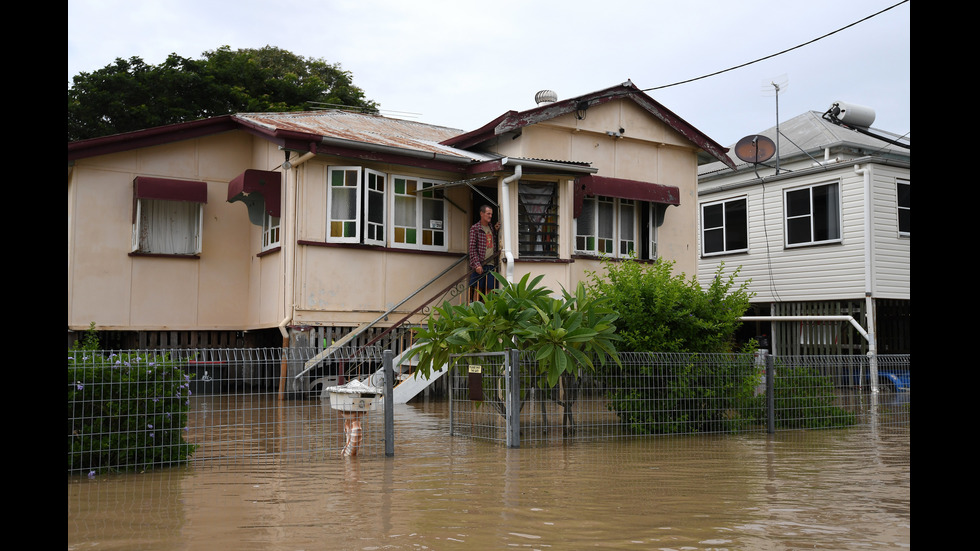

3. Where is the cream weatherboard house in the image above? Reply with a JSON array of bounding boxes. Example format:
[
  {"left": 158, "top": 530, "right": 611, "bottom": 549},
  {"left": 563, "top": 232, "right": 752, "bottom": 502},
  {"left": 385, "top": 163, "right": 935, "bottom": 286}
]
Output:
[
  {"left": 68, "top": 81, "right": 735, "bottom": 354},
  {"left": 696, "top": 110, "right": 910, "bottom": 355}
]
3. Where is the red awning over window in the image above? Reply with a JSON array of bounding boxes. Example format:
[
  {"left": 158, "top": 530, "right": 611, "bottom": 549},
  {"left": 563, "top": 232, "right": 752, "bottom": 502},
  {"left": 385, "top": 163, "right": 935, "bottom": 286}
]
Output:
[
  {"left": 573, "top": 175, "right": 679, "bottom": 217},
  {"left": 134, "top": 176, "right": 208, "bottom": 203},
  {"left": 227, "top": 169, "right": 281, "bottom": 217}
]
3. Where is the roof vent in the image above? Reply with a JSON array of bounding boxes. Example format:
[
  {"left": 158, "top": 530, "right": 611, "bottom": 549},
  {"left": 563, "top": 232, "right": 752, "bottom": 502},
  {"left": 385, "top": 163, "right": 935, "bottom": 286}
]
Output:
[{"left": 535, "top": 90, "right": 558, "bottom": 105}]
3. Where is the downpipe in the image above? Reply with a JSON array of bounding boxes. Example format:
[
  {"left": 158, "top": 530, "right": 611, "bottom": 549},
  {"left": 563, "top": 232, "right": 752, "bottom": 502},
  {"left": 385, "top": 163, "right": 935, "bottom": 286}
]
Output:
[{"left": 499, "top": 165, "right": 521, "bottom": 284}]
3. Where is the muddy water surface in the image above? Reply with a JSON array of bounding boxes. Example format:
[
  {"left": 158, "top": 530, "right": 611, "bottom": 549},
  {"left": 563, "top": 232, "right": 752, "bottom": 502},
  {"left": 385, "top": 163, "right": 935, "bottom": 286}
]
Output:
[{"left": 68, "top": 400, "right": 910, "bottom": 550}]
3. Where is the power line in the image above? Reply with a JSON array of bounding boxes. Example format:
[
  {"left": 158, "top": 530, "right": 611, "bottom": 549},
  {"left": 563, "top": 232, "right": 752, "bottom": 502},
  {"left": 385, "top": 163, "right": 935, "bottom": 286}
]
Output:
[{"left": 641, "top": 0, "right": 909, "bottom": 92}]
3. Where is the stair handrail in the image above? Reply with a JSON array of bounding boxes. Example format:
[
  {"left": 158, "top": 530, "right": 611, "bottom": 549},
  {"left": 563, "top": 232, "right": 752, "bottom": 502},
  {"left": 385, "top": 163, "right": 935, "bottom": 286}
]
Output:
[{"left": 294, "top": 255, "right": 469, "bottom": 380}]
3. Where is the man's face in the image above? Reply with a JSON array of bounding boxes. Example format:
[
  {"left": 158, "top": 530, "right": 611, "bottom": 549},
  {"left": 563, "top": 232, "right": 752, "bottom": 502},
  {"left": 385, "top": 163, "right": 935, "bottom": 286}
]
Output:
[{"left": 481, "top": 208, "right": 493, "bottom": 225}]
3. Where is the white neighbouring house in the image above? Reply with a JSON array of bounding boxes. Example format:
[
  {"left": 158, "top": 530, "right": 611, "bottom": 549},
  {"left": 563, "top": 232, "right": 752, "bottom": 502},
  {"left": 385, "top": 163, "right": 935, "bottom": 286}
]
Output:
[{"left": 696, "top": 110, "right": 909, "bottom": 355}]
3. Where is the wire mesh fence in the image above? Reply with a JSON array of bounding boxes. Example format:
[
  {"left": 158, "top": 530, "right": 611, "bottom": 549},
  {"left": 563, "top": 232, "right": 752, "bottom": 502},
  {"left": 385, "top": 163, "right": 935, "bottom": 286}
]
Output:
[
  {"left": 447, "top": 352, "right": 516, "bottom": 445},
  {"left": 68, "top": 347, "right": 388, "bottom": 474},
  {"left": 68, "top": 345, "right": 911, "bottom": 472},
  {"left": 448, "top": 351, "right": 910, "bottom": 446}
]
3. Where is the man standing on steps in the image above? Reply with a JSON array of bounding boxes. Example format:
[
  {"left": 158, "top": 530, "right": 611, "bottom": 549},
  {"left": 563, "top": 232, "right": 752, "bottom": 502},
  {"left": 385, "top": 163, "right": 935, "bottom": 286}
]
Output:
[{"left": 468, "top": 204, "right": 500, "bottom": 302}]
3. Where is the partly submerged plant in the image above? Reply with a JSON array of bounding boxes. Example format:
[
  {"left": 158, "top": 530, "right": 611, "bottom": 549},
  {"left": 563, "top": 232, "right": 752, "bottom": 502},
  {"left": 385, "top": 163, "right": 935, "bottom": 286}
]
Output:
[{"left": 411, "top": 272, "right": 620, "bottom": 388}]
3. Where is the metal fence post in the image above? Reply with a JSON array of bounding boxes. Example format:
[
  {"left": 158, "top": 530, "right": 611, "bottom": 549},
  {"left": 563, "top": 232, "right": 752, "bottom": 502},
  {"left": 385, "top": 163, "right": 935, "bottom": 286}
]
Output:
[
  {"left": 507, "top": 349, "right": 520, "bottom": 448},
  {"left": 383, "top": 349, "right": 394, "bottom": 457},
  {"left": 766, "top": 352, "right": 775, "bottom": 434}
]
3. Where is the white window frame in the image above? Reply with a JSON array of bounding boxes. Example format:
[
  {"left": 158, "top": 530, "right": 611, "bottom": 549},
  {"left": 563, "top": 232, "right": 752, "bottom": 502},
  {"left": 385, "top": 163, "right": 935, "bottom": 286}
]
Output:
[
  {"left": 389, "top": 175, "right": 448, "bottom": 251},
  {"left": 262, "top": 211, "right": 280, "bottom": 250},
  {"left": 897, "top": 179, "right": 909, "bottom": 236},
  {"left": 363, "top": 169, "right": 387, "bottom": 247},
  {"left": 784, "top": 181, "right": 842, "bottom": 247},
  {"left": 326, "top": 166, "right": 362, "bottom": 243},
  {"left": 700, "top": 197, "right": 748, "bottom": 256},
  {"left": 575, "top": 196, "right": 660, "bottom": 260},
  {"left": 132, "top": 198, "right": 203, "bottom": 255}
]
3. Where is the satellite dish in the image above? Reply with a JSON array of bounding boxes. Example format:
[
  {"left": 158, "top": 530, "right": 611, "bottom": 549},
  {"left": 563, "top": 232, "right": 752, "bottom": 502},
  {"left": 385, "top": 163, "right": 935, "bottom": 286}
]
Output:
[{"left": 734, "top": 134, "right": 776, "bottom": 164}]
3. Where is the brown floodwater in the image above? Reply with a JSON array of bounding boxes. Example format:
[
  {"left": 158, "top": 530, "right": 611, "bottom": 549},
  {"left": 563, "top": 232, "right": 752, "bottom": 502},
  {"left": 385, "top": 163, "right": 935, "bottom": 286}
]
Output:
[{"left": 68, "top": 400, "right": 910, "bottom": 550}]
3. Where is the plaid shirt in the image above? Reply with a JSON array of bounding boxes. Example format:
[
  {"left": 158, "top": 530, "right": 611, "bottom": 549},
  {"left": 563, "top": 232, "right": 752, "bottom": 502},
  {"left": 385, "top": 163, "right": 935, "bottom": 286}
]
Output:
[{"left": 468, "top": 221, "right": 497, "bottom": 271}]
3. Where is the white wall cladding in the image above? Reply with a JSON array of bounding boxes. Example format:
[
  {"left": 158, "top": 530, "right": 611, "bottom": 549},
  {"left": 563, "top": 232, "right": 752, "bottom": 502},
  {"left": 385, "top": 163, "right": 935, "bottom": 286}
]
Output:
[
  {"left": 870, "top": 165, "right": 911, "bottom": 299},
  {"left": 698, "top": 160, "right": 909, "bottom": 303}
]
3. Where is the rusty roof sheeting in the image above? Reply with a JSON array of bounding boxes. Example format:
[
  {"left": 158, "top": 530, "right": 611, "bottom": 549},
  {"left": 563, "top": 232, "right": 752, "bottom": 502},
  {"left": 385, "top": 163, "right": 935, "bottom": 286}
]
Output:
[{"left": 234, "top": 111, "right": 494, "bottom": 161}]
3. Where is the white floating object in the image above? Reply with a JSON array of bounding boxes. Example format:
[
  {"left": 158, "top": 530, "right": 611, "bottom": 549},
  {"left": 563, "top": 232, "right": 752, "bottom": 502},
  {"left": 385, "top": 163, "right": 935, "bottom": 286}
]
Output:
[{"left": 325, "top": 379, "right": 381, "bottom": 412}]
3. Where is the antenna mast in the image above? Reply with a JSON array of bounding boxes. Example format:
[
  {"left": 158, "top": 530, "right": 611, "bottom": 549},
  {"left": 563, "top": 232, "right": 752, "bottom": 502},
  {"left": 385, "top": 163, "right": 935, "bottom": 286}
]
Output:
[{"left": 772, "top": 81, "right": 781, "bottom": 175}]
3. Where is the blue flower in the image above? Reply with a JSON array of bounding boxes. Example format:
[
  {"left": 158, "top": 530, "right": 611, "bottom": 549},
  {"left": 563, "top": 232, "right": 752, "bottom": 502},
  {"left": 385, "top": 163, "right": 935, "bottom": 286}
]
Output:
[
  {"left": 147, "top": 424, "right": 153, "bottom": 429},
  {"left": 76, "top": 382, "right": 84, "bottom": 391},
  {"left": 88, "top": 471, "right": 95, "bottom": 479},
  {"left": 149, "top": 432, "right": 154, "bottom": 438}
]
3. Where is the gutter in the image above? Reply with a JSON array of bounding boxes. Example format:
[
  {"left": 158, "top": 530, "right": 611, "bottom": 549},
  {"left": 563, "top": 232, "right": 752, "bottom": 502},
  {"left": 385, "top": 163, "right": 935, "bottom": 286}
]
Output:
[
  {"left": 699, "top": 155, "right": 910, "bottom": 197},
  {"left": 318, "top": 136, "right": 477, "bottom": 164}
]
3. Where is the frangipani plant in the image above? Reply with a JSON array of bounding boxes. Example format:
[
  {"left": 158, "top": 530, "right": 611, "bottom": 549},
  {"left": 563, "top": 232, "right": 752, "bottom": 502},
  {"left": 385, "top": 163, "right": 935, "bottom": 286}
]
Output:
[{"left": 410, "top": 273, "right": 620, "bottom": 388}]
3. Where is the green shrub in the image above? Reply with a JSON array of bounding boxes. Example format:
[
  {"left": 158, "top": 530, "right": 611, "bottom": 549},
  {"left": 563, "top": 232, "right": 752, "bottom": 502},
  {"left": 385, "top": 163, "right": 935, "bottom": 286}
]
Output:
[
  {"left": 604, "top": 352, "right": 763, "bottom": 434},
  {"left": 587, "top": 259, "right": 752, "bottom": 353},
  {"left": 68, "top": 350, "right": 197, "bottom": 473},
  {"left": 772, "top": 365, "right": 856, "bottom": 429}
]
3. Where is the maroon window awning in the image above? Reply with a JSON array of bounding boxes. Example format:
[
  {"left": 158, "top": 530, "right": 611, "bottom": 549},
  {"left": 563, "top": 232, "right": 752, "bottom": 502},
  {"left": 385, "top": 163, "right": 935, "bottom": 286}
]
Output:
[
  {"left": 227, "top": 169, "right": 281, "bottom": 217},
  {"left": 134, "top": 176, "right": 208, "bottom": 203},
  {"left": 573, "top": 175, "right": 679, "bottom": 217}
]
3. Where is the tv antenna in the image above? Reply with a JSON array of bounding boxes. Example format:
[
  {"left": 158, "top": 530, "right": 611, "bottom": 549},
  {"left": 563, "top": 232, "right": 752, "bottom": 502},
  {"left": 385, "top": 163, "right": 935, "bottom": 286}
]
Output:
[{"left": 762, "top": 75, "right": 788, "bottom": 174}]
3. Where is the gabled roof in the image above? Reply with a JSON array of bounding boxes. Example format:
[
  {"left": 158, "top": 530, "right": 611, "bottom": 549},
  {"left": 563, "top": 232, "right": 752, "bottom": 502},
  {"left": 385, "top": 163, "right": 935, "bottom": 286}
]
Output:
[
  {"left": 233, "top": 110, "right": 488, "bottom": 162},
  {"left": 698, "top": 111, "right": 910, "bottom": 178},
  {"left": 442, "top": 80, "right": 736, "bottom": 170},
  {"left": 67, "top": 110, "right": 482, "bottom": 164}
]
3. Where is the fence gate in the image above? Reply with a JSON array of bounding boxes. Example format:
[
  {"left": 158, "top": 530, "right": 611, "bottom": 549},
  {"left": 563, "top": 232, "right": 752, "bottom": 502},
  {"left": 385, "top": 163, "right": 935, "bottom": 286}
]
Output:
[{"left": 448, "top": 350, "right": 520, "bottom": 447}]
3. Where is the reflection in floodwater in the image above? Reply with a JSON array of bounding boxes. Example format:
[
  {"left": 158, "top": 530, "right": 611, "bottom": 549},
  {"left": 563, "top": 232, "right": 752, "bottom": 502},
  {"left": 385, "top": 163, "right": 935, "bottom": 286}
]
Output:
[{"left": 68, "top": 400, "right": 910, "bottom": 550}]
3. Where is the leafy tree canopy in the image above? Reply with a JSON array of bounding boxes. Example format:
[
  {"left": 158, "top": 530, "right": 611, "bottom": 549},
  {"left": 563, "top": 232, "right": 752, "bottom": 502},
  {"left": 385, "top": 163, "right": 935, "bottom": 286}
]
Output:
[
  {"left": 587, "top": 259, "right": 753, "bottom": 353},
  {"left": 68, "top": 45, "right": 378, "bottom": 141}
]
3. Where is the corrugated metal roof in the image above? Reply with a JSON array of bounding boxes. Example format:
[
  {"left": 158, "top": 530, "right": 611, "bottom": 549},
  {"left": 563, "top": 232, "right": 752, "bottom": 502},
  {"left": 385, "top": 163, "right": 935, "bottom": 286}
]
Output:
[
  {"left": 698, "top": 111, "right": 910, "bottom": 177},
  {"left": 234, "top": 110, "right": 494, "bottom": 161}
]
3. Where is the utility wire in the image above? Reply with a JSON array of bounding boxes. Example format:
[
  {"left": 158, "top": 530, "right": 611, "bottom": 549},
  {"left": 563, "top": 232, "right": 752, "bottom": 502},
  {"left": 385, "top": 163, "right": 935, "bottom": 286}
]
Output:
[{"left": 641, "top": 0, "right": 909, "bottom": 92}]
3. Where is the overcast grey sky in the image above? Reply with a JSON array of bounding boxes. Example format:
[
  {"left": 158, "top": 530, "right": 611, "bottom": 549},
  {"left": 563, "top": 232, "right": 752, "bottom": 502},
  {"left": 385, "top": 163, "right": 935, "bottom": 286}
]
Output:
[{"left": 68, "top": 0, "right": 910, "bottom": 147}]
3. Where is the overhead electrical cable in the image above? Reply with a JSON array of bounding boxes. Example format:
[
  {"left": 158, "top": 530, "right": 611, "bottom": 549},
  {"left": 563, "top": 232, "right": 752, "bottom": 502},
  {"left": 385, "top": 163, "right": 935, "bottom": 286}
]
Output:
[{"left": 641, "top": 0, "right": 909, "bottom": 92}]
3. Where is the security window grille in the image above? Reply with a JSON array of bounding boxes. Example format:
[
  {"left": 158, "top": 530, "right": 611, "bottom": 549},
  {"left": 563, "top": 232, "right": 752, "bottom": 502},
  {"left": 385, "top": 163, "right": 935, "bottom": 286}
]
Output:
[
  {"left": 701, "top": 197, "right": 748, "bottom": 255},
  {"left": 518, "top": 182, "right": 559, "bottom": 258}
]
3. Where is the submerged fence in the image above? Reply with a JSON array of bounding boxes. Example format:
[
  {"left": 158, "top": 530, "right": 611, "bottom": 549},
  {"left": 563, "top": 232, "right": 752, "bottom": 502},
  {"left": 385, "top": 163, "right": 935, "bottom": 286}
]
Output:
[
  {"left": 68, "top": 347, "right": 910, "bottom": 472},
  {"left": 449, "top": 351, "right": 911, "bottom": 447},
  {"left": 67, "top": 347, "right": 392, "bottom": 474}
]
